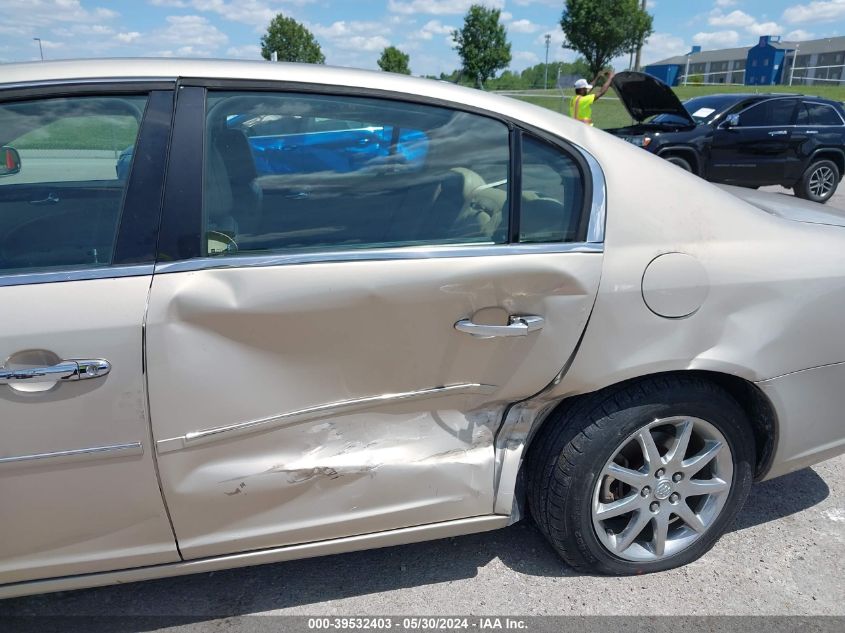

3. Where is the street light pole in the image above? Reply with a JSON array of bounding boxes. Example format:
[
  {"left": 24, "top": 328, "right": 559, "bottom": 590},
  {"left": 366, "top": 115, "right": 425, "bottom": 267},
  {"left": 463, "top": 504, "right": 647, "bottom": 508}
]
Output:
[
  {"left": 33, "top": 38, "right": 43, "bottom": 61},
  {"left": 544, "top": 34, "right": 551, "bottom": 89},
  {"left": 789, "top": 43, "right": 800, "bottom": 86}
]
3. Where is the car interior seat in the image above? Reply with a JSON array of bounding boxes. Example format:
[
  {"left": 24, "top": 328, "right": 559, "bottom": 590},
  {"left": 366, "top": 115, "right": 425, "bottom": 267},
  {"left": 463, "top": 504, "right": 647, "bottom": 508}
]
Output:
[{"left": 209, "top": 127, "right": 263, "bottom": 236}]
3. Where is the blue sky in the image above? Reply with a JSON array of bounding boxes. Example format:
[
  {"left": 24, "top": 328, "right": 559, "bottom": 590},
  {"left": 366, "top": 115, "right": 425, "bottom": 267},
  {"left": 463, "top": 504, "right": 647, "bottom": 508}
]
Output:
[{"left": 1, "top": 1, "right": 843, "bottom": 75}]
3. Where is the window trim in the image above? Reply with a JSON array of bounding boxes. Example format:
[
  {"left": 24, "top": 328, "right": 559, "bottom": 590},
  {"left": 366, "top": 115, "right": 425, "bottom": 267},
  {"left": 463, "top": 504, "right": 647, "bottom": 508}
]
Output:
[
  {"left": 733, "top": 96, "right": 799, "bottom": 128},
  {"left": 0, "top": 83, "right": 174, "bottom": 285},
  {"left": 155, "top": 78, "right": 601, "bottom": 268}
]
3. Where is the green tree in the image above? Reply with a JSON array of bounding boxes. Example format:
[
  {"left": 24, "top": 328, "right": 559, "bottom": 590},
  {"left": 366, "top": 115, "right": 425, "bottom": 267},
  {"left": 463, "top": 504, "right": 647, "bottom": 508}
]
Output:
[
  {"left": 377, "top": 46, "right": 411, "bottom": 75},
  {"left": 452, "top": 5, "right": 512, "bottom": 88},
  {"left": 560, "top": 0, "right": 653, "bottom": 77},
  {"left": 261, "top": 14, "right": 325, "bottom": 63}
]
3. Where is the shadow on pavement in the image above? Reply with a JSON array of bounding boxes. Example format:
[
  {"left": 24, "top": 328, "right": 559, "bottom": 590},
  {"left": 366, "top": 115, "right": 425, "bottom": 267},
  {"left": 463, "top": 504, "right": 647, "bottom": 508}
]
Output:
[{"left": 0, "top": 467, "right": 828, "bottom": 621}]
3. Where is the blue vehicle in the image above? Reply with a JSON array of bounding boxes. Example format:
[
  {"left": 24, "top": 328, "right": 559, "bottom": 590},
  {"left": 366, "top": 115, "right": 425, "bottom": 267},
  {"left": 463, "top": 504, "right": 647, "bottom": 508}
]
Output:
[{"left": 225, "top": 114, "right": 429, "bottom": 175}]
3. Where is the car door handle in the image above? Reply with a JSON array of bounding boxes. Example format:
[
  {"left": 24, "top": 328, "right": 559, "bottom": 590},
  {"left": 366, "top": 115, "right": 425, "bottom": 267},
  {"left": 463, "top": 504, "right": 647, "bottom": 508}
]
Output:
[
  {"left": 29, "top": 193, "right": 60, "bottom": 205},
  {"left": 454, "top": 315, "right": 544, "bottom": 338},
  {"left": 0, "top": 359, "right": 111, "bottom": 384},
  {"left": 768, "top": 130, "right": 788, "bottom": 136}
]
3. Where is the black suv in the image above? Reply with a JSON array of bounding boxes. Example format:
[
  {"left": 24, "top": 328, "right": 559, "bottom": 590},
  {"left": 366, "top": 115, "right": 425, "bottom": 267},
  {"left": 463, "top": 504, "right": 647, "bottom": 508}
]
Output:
[{"left": 606, "top": 71, "right": 845, "bottom": 203}]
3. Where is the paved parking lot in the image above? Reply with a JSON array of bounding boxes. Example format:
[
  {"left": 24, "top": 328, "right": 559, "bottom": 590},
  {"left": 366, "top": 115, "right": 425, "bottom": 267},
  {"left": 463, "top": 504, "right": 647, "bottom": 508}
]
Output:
[{"left": 2, "top": 186, "right": 843, "bottom": 622}]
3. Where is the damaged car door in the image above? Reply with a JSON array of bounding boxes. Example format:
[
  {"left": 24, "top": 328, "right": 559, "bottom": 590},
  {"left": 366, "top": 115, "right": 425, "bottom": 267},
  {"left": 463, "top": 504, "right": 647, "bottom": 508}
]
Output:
[{"left": 144, "top": 86, "right": 604, "bottom": 559}]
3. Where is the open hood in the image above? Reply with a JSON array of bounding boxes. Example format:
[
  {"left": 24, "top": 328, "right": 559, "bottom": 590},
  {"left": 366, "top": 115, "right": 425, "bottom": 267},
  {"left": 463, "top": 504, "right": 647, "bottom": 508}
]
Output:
[{"left": 611, "top": 71, "right": 695, "bottom": 126}]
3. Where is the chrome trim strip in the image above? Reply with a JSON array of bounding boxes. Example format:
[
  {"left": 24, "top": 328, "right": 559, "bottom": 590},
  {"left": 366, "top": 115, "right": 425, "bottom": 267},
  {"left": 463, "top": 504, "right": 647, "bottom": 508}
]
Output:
[
  {"left": 156, "top": 383, "right": 498, "bottom": 452},
  {"left": 0, "top": 77, "right": 176, "bottom": 90},
  {"left": 0, "top": 264, "right": 153, "bottom": 288},
  {"left": 154, "top": 243, "right": 602, "bottom": 276},
  {"left": 0, "top": 442, "right": 143, "bottom": 467},
  {"left": 582, "top": 148, "right": 607, "bottom": 243}
]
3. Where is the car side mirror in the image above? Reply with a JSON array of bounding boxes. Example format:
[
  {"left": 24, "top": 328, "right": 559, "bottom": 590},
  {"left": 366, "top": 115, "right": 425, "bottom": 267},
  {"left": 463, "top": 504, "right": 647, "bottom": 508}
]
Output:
[
  {"left": 0, "top": 146, "right": 21, "bottom": 176},
  {"left": 723, "top": 114, "right": 740, "bottom": 129}
]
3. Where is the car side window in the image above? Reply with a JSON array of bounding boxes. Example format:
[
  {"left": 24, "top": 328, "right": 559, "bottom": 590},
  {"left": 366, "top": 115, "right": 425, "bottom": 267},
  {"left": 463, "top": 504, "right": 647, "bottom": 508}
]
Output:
[
  {"left": 0, "top": 95, "right": 148, "bottom": 274},
  {"left": 737, "top": 99, "right": 796, "bottom": 127},
  {"left": 806, "top": 103, "right": 843, "bottom": 126},
  {"left": 519, "top": 134, "right": 584, "bottom": 243},
  {"left": 203, "top": 91, "right": 511, "bottom": 256}
]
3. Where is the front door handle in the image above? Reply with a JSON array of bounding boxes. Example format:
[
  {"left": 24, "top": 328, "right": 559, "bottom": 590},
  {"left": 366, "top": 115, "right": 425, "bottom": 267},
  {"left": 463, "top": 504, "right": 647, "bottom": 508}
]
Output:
[
  {"left": 0, "top": 359, "right": 111, "bottom": 384},
  {"left": 454, "top": 315, "right": 544, "bottom": 338},
  {"left": 768, "top": 130, "right": 788, "bottom": 136}
]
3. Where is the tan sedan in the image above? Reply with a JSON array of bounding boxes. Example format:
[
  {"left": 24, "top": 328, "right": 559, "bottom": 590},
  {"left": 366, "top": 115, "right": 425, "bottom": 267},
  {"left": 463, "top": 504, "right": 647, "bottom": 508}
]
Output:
[{"left": 1, "top": 59, "right": 844, "bottom": 598}]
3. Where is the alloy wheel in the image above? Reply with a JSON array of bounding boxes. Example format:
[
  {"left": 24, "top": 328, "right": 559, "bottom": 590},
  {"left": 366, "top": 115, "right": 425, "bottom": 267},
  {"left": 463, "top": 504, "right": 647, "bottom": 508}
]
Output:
[
  {"left": 591, "top": 416, "right": 733, "bottom": 562},
  {"left": 809, "top": 165, "right": 836, "bottom": 199}
]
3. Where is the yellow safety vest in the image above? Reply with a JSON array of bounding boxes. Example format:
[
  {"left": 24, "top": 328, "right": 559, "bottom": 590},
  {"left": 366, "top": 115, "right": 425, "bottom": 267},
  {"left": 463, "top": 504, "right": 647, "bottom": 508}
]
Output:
[{"left": 570, "top": 93, "right": 596, "bottom": 125}]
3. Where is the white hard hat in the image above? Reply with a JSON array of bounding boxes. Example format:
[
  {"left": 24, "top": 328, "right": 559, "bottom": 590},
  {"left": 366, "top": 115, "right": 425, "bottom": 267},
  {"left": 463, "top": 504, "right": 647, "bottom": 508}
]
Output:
[{"left": 574, "top": 78, "right": 592, "bottom": 90}]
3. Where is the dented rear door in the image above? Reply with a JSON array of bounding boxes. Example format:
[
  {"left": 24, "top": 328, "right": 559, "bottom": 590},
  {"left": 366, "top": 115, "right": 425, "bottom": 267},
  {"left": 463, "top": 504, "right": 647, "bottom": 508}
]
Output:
[{"left": 145, "top": 84, "right": 603, "bottom": 560}]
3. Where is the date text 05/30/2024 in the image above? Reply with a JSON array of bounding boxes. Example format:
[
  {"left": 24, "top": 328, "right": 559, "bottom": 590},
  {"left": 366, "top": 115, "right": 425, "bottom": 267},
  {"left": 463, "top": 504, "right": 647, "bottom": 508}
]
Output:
[{"left": 307, "top": 617, "right": 528, "bottom": 630}]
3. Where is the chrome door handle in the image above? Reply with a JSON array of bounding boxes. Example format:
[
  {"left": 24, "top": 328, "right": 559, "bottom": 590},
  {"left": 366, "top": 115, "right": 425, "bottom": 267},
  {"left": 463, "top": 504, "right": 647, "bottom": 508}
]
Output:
[
  {"left": 768, "top": 130, "right": 788, "bottom": 136},
  {"left": 0, "top": 359, "right": 111, "bottom": 384},
  {"left": 29, "top": 193, "right": 60, "bottom": 205},
  {"left": 454, "top": 315, "right": 544, "bottom": 338}
]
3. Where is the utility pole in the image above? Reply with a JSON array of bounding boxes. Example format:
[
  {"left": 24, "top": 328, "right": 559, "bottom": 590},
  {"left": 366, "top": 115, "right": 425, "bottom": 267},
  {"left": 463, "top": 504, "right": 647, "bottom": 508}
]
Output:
[
  {"left": 544, "top": 34, "right": 551, "bottom": 89},
  {"left": 33, "top": 38, "right": 43, "bottom": 61},
  {"left": 634, "top": 0, "right": 647, "bottom": 71}
]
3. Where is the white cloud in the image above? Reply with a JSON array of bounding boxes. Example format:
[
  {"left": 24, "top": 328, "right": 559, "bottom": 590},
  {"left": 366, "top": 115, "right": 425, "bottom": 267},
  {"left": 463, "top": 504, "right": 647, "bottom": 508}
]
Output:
[
  {"left": 746, "top": 21, "right": 783, "bottom": 35},
  {"left": 692, "top": 30, "right": 741, "bottom": 47},
  {"left": 0, "top": 0, "right": 119, "bottom": 34},
  {"left": 115, "top": 31, "right": 141, "bottom": 43},
  {"left": 311, "top": 21, "right": 390, "bottom": 52},
  {"left": 150, "top": 14, "right": 228, "bottom": 56},
  {"left": 512, "top": 50, "right": 540, "bottom": 66},
  {"left": 149, "top": 0, "right": 188, "bottom": 6},
  {"left": 709, "top": 9, "right": 755, "bottom": 27},
  {"left": 785, "top": 28, "right": 815, "bottom": 39},
  {"left": 388, "top": 0, "right": 504, "bottom": 15},
  {"left": 413, "top": 20, "right": 454, "bottom": 40},
  {"left": 642, "top": 32, "right": 687, "bottom": 64},
  {"left": 783, "top": 0, "right": 845, "bottom": 24},
  {"left": 508, "top": 19, "right": 541, "bottom": 34},
  {"left": 715, "top": 0, "right": 738, "bottom": 6},
  {"left": 226, "top": 44, "right": 262, "bottom": 58}
]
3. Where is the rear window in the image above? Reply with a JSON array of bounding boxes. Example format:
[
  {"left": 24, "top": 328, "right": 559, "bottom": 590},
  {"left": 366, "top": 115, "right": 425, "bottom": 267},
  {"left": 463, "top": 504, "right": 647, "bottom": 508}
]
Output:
[{"left": 797, "top": 102, "right": 843, "bottom": 126}]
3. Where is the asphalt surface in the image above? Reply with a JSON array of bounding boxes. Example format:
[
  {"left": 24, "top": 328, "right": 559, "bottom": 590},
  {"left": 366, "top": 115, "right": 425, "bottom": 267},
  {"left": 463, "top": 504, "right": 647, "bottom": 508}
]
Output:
[{"left": 1, "top": 186, "right": 843, "bottom": 621}]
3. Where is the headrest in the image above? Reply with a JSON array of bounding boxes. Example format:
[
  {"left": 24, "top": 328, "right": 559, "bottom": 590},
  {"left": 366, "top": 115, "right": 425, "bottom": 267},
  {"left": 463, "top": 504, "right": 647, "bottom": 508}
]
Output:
[{"left": 214, "top": 128, "right": 258, "bottom": 184}]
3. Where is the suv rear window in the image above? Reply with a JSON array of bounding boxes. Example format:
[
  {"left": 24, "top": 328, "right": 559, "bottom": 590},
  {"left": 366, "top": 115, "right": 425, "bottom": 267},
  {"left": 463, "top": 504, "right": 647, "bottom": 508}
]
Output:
[{"left": 797, "top": 102, "right": 843, "bottom": 126}]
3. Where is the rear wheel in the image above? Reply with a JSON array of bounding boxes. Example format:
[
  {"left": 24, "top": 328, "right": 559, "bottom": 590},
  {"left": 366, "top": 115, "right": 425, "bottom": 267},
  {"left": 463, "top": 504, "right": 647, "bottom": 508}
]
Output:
[
  {"left": 665, "top": 155, "right": 692, "bottom": 172},
  {"left": 527, "top": 376, "right": 754, "bottom": 575},
  {"left": 794, "top": 159, "right": 839, "bottom": 203}
]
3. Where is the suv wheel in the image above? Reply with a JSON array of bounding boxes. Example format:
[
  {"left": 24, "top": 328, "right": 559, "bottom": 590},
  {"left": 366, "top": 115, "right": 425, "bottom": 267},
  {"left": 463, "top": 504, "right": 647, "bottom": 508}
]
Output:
[
  {"left": 795, "top": 159, "right": 839, "bottom": 203},
  {"left": 665, "top": 156, "right": 692, "bottom": 172},
  {"left": 526, "top": 376, "right": 754, "bottom": 575}
]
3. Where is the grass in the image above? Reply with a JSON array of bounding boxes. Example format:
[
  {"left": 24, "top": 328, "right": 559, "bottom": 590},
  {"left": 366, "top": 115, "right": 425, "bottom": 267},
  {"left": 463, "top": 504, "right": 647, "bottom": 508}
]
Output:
[
  {"left": 510, "top": 83, "right": 845, "bottom": 130},
  {"left": 12, "top": 116, "right": 138, "bottom": 151}
]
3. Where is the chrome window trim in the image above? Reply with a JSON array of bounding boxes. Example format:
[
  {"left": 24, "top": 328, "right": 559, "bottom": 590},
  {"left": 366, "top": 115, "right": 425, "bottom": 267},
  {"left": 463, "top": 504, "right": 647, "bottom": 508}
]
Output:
[
  {"left": 156, "top": 383, "right": 498, "bottom": 453},
  {"left": 154, "top": 242, "right": 602, "bottom": 275},
  {"left": 0, "top": 77, "right": 176, "bottom": 92},
  {"left": 0, "top": 442, "right": 143, "bottom": 468},
  {"left": 582, "top": 148, "right": 607, "bottom": 243},
  {"left": 0, "top": 264, "right": 154, "bottom": 288},
  {"left": 798, "top": 101, "right": 845, "bottom": 127}
]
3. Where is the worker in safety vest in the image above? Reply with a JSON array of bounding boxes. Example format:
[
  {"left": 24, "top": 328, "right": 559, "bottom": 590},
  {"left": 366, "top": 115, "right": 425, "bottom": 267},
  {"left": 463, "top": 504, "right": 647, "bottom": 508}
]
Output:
[{"left": 569, "top": 71, "right": 615, "bottom": 126}]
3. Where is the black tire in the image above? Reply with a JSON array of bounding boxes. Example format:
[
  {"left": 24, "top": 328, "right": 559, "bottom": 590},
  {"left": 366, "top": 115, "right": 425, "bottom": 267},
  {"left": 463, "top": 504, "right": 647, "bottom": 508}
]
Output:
[
  {"left": 794, "top": 159, "right": 839, "bottom": 204},
  {"left": 665, "top": 155, "right": 692, "bottom": 172},
  {"left": 526, "top": 375, "right": 755, "bottom": 575}
]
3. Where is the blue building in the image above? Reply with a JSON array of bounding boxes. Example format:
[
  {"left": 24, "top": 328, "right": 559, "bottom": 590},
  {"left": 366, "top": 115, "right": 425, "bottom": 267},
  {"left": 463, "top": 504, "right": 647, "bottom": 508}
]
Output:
[{"left": 645, "top": 35, "right": 845, "bottom": 87}]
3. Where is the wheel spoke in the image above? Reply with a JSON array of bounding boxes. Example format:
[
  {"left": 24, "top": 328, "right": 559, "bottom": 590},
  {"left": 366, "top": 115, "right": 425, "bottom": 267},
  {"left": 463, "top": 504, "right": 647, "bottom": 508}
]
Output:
[
  {"left": 682, "top": 477, "right": 729, "bottom": 496},
  {"left": 637, "top": 428, "right": 663, "bottom": 471},
  {"left": 682, "top": 439, "right": 722, "bottom": 477},
  {"left": 595, "top": 493, "right": 641, "bottom": 520},
  {"left": 666, "top": 419, "right": 694, "bottom": 465},
  {"left": 605, "top": 462, "right": 650, "bottom": 488},
  {"left": 613, "top": 510, "right": 651, "bottom": 552},
  {"left": 673, "top": 501, "right": 706, "bottom": 534},
  {"left": 652, "top": 511, "right": 671, "bottom": 557}
]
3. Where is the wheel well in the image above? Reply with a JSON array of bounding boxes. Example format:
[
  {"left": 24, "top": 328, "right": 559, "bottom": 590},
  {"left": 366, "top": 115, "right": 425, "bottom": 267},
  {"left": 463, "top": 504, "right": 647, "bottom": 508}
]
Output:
[
  {"left": 659, "top": 148, "right": 700, "bottom": 175},
  {"left": 531, "top": 370, "right": 777, "bottom": 480},
  {"left": 811, "top": 150, "right": 844, "bottom": 178}
]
